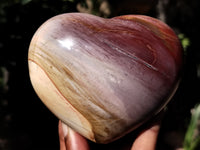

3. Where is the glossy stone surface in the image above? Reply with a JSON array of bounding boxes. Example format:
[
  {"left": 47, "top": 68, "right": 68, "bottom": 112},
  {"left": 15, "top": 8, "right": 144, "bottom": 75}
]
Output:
[{"left": 28, "top": 13, "right": 183, "bottom": 144}]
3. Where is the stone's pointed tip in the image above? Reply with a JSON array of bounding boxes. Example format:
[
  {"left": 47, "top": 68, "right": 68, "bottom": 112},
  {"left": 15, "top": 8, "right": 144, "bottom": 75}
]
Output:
[{"left": 28, "top": 60, "right": 95, "bottom": 142}]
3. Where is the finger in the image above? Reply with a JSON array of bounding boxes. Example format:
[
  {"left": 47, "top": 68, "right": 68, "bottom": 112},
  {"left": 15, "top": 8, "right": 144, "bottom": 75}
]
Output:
[
  {"left": 58, "top": 120, "right": 90, "bottom": 150},
  {"left": 131, "top": 123, "right": 160, "bottom": 150},
  {"left": 59, "top": 120, "right": 68, "bottom": 150},
  {"left": 66, "top": 126, "right": 90, "bottom": 150}
]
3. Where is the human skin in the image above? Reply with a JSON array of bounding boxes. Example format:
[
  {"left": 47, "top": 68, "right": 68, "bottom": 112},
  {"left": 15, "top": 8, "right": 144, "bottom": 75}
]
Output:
[{"left": 58, "top": 120, "right": 160, "bottom": 150}]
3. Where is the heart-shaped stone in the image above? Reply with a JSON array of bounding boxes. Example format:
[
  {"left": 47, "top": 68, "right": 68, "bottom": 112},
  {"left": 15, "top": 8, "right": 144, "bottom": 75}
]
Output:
[{"left": 28, "top": 13, "right": 183, "bottom": 144}]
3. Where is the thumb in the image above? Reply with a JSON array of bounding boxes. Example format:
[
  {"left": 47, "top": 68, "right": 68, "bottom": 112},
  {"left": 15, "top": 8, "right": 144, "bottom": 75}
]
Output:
[{"left": 131, "top": 123, "right": 160, "bottom": 150}]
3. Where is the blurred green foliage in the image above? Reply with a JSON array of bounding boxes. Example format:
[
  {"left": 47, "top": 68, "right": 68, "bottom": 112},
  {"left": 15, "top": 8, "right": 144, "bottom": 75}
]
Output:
[
  {"left": 178, "top": 33, "right": 190, "bottom": 54},
  {"left": 184, "top": 104, "right": 200, "bottom": 150}
]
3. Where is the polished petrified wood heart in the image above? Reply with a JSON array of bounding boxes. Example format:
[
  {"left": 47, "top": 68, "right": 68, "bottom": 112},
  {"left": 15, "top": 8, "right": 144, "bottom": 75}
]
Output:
[{"left": 28, "top": 13, "right": 182, "bottom": 144}]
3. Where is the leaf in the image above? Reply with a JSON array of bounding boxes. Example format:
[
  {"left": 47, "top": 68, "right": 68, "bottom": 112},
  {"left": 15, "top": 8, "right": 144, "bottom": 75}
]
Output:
[{"left": 184, "top": 104, "right": 200, "bottom": 150}]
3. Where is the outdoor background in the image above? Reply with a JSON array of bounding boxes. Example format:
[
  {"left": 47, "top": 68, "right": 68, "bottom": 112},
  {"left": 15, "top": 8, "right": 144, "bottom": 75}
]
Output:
[{"left": 0, "top": 0, "right": 200, "bottom": 150}]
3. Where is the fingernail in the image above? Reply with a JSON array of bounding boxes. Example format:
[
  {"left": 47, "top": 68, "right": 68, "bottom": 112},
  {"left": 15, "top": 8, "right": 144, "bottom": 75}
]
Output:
[{"left": 61, "top": 121, "right": 69, "bottom": 138}]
